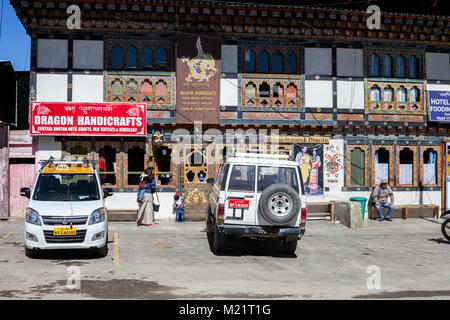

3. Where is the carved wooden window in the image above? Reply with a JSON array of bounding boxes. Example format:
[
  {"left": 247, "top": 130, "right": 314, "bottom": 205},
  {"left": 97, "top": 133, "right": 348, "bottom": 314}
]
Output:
[
  {"left": 366, "top": 48, "right": 423, "bottom": 79},
  {"left": 420, "top": 146, "right": 441, "bottom": 187},
  {"left": 273, "top": 83, "right": 284, "bottom": 106},
  {"left": 397, "top": 86, "right": 407, "bottom": 103},
  {"left": 107, "top": 40, "right": 172, "bottom": 71},
  {"left": 396, "top": 146, "right": 418, "bottom": 187},
  {"left": 106, "top": 73, "right": 174, "bottom": 108},
  {"left": 370, "top": 85, "right": 381, "bottom": 102},
  {"left": 259, "top": 82, "right": 270, "bottom": 105},
  {"left": 346, "top": 145, "right": 370, "bottom": 188},
  {"left": 184, "top": 148, "right": 208, "bottom": 184},
  {"left": 383, "top": 86, "right": 394, "bottom": 102},
  {"left": 372, "top": 146, "right": 394, "bottom": 186},
  {"left": 245, "top": 82, "right": 257, "bottom": 105}
]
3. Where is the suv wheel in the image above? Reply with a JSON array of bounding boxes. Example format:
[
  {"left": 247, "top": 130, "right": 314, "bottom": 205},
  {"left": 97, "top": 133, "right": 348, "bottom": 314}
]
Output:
[
  {"left": 259, "top": 183, "right": 300, "bottom": 225},
  {"left": 205, "top": 207, "right": 214, "bottom": 233},
  {"left": 213, "top": 224, "right": 226, "bottom": 252},
  {"left": 283, "top": 237, "right": 298, "bottom": 254}
]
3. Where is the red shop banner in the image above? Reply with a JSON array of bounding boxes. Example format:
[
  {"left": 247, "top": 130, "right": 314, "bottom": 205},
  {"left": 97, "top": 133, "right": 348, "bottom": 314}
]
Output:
[{"left": 30, "top": 102, "right": 147, "bottom": 136}]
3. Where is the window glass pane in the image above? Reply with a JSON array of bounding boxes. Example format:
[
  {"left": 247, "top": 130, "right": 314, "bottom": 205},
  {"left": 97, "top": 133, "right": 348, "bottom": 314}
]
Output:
[
  {"left": 126, "top": 46, "right": 138, "bottom": 69},
  {"left": 350, "top": 148, "right": 365, "bottom": 186},
  {"left": 375, "top": 148, "right": 389, "bottom": 185},
  {"left": 383, "top": 55, "right": 392, "bottom": 77},
  {"left": 33, "top": 174, "right": 99, "bottom": 201},
  {"left": 397, "top": 87, "right": 407, "bottom": 103},
  {"left": 396, "top": 56, "right": 406, "bottom": 78},
  {"left": 228, "top": 165, "right": 255, "bottom": 192},
  {"left": 424, "top": 149, "right": 437, "bottom": 185},
  {"left": 219, "top": 164, "right": 230, "bottom": 191},
  {"left": 127, "top": 146, "right": 145, "bottom": 186},
  {"left": 383, "top": 87, "right": 393, "bottom": 102},
  {"left": 286, "top": 52, "right": 296, "bottom": 73},
  {"left": 155, "top": 47, "right": 167, "bottom": 68},
  {"left": 112, "top": 46, "right": 123, "bottom": 69},
  {"left": 410, "top": 87, "right": 420, "bottom": 103},
  {"left": 399, "top": 149, "right": 413, "bottom": 185},
  {"left": 370, "top": 86, "right": 381, "bottom": 101},
  {"left": 245, "top": 50, "right": 256, "bottom": 72},
  {"left": 258, "top": 51, "right": 269, "bottom": 73},
  {"left": 369, "top": 54, "right": 380, "bottom": 77},
  {"left": 409, "top": 56, "right": 418, "bottom": 78},
  {"left": 142, "top": 47, "right": 152, "bottom": 68},
  {"left": 273, "top": 51, "right": 283, "bottom": 73},
  {"left": 257, "top": 166, "right": 299, "bottom": 193}
]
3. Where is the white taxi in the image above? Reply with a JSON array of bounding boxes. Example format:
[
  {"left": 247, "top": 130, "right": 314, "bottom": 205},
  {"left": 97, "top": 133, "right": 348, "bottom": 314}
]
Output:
[{"left": 20, "top": 159, "right": 112, "bottom": 257}]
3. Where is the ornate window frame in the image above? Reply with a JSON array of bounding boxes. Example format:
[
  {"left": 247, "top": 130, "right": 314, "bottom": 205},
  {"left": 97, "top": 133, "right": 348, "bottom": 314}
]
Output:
[
  {"left": 345, "top": 144, "right": 370, "bottom": 189},
  {"left": 420, "top": 145, "right": 441, "bottom": 188},
  {"left": 371, "top": 144, "right": 394, "bottom": 186},
  {"left": 395, "top": 145, "right": 419, "bottom": 188},
  {"left": 365, "top": 47, "right": 424, "bottom": 79}
]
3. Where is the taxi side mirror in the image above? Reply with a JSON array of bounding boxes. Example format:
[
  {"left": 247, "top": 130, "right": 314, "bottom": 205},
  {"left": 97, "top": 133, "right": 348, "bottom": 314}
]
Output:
[
  {"left": 20, "top": 188, "right": 30, "bottom": 199},
  {"left": 206, "top": 178, "right": 214, "bottom": 185}
]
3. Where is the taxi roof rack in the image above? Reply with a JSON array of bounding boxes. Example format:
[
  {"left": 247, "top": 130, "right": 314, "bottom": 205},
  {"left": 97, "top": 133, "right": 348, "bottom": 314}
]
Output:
[{"left": 38, "top": 156, "right": 96, "bottom": 170}]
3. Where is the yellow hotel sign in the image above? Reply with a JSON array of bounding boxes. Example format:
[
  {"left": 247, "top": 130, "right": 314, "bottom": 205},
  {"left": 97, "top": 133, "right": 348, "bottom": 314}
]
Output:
[{"left": 265, "top": 136, "right": 330, "bottom": 144}]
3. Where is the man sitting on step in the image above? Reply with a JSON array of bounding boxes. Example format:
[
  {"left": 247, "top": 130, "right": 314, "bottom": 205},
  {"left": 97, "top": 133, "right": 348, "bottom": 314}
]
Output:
[{"left": 373, "top": 179, "right": 395, "bottom": 222}]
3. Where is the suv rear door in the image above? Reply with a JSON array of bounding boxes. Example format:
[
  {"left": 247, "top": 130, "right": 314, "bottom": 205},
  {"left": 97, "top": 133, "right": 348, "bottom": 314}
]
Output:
[{"left": 224, "top": 164, "right": 257, "bottom": 225}]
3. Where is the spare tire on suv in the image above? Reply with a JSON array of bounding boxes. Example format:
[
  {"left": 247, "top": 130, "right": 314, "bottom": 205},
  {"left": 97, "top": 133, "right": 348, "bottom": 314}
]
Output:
[{"left": 259, "top": 183, "right": 300, "bottom": 225}]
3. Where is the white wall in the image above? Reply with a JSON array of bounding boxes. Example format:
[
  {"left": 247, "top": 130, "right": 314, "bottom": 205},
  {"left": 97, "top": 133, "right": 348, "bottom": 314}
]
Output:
[
  {"left": 305, "top": 80, "right": 333, "bottom": 108},
  {"left": 305, "top": 48, "right": 332, "bottom": 76},
  {"left": 221, "top": 45, "right": 238, "bottom": 73},
  {"left": 426, "top": 52, "right": 450, "bottom": 80},
  {"left": 36, "top": 73, "right": 68, "bottom": 102},
  {"left": 37, "top": 39, "right": 68, "bottom": 69},
  {"left": 337, "top": 81, "right": 365, "bottom": 109},
  {"left": 336, "top": 48, "right": 363, "bottom": 77},
  {"left": 220, "top": 78, "right": 238, "bottom": 106},
  {"left": 37, "top": 136, "right": 62, "bottom": 168},
  {"left": 72, "top": 74, "right": 104, "bottom": 102},
  {"left": 105, "top": 192, "right": 176, "bottom": 221},
  {"left": 73, "top": 40, "right": 104, "bottom": 70}
]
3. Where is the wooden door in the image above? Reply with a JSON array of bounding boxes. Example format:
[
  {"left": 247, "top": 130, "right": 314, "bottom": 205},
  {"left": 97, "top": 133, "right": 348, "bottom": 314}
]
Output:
[{"left": 9, "top": 163, "right": 36, "bottom": 218}]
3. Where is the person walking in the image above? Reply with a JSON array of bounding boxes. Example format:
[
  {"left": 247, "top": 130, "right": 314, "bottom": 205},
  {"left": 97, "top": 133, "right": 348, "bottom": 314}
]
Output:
[
  {"left": 136, "top": 175, "right": 157, "bottom": 227},
  {"left": 373, "top": 179, "right": 395, "bottom": 222}
]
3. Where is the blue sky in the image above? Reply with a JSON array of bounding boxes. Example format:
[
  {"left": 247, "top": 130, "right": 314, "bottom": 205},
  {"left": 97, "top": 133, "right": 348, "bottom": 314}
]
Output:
[{"left": 0, "top": 0, "right": 30, "bottom": 71}]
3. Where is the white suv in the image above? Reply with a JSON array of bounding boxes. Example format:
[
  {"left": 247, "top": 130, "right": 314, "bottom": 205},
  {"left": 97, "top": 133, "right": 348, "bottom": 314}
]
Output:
[{"left": 206, "top": 153, "right": 307, "bottom": 254}]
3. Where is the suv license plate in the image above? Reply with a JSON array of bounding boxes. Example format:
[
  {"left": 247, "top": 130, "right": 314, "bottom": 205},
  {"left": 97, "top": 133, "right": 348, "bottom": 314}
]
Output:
[
  {"left": 229, "top": 199, "right": 250, "bottom": 209},
  {"left": 53, "top": 227, "right": 77, "bottom": 236}
]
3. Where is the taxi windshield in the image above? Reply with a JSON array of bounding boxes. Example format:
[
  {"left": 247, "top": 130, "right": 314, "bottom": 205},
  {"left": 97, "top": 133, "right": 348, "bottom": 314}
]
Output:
[{"left": 33, "top": 173, "right": 100, "bottom": 201}]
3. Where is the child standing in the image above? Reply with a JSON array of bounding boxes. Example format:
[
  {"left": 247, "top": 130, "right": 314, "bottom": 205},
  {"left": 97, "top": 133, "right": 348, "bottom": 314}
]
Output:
[{"left": 173, "top": 193, "right": 185, "bottom": 222}]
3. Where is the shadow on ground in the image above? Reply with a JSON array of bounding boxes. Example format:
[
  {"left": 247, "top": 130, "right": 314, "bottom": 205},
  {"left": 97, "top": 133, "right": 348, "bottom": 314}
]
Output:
[{"left": 205, "top": 230, "right": 298, "bottom": 258}]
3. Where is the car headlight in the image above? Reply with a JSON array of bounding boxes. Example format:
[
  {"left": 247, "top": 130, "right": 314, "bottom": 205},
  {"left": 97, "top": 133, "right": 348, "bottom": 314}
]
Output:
[
  {"left": 89, "top": 208, "right": 106, "bottom": 225},
  {"left": 25, "top": 208, "right": 41, "bottom": 226}
]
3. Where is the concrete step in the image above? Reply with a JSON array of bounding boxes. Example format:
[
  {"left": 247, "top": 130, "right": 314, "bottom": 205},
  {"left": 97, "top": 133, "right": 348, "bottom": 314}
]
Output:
[{"left": 108, "top": 210, "right": 137, "bottom": 222}]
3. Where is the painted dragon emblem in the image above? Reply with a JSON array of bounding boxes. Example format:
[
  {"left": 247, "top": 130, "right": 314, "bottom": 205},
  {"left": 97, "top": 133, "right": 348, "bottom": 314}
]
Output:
[{"left": 181, "top": 36, "right": 217, "bottom": 83}]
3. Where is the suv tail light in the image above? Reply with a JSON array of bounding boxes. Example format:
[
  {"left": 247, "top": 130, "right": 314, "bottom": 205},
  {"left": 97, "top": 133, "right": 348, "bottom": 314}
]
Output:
[
  {"left": 300, "top": 207, "right": 307, "bottom": 227},
  {"left": 217, "top": 204, "right": 225, "bottom": 223}
]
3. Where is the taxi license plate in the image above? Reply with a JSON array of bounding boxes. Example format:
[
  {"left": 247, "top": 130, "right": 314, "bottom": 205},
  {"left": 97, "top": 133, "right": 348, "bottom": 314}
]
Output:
[
  {"left": 228, "top": 199, "right": 250, "bottom": 209},
  {"left": 53, "top": 227, "right": 77, "bottom": 236}
]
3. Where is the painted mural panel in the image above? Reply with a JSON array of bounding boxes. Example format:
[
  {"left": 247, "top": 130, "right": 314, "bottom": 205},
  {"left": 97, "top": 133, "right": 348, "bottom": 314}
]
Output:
[{"left": 294, "top": 144, "right": 324, "bottom": 196}]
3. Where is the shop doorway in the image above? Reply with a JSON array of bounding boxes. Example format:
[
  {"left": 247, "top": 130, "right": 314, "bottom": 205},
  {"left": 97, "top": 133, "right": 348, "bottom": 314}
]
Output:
[
  {"left": 155, "top": 146, "right": 172, "bottom": 185},
  {"left": 127, "top": 146, "right": 145, "bottom": 186},
  {"left": 99, "top": 146, "right": 117, "bottom": 185},
  {"left": 9, "top": 158, "right": 36, "bottom": 218}
]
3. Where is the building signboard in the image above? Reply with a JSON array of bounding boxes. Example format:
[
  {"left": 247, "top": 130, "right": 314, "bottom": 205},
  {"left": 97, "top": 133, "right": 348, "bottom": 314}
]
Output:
[
  {"left": 30, "top": 102, "right": 147, "bottom": 136},
  {"left": 428, "top": 91, "right": 450, "bottom": 122},
  {"left": 176, "top": 35, "right": 221, "bottom": 124}
]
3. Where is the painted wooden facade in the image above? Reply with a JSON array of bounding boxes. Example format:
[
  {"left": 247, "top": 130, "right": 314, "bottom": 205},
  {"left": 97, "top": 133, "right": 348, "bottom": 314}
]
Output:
[{"left": 10, "top": 0, "right": 450, "bottom": 217}]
